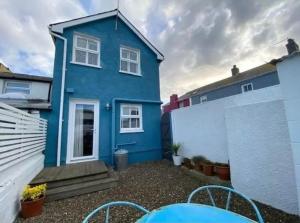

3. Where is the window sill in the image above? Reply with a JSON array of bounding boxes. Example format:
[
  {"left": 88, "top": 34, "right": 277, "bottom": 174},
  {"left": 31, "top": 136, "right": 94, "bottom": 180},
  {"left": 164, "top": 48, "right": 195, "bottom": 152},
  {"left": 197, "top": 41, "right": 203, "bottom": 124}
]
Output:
[
  {"left": 120, "top": 129, "right": 144, "bottom": 134},
  {"left": 70, "top": 61, "right": 102, "bottom": 69},
  {"left": 119, "top": 70, "right": 142, "bottom": 77}
]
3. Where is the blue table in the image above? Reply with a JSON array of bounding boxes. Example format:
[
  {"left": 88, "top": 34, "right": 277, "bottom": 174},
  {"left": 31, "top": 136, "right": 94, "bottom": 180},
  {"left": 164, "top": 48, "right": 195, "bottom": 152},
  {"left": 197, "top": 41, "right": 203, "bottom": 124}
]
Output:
[{"left": 137, "top": 203, "right": 256, "bottom": 223}]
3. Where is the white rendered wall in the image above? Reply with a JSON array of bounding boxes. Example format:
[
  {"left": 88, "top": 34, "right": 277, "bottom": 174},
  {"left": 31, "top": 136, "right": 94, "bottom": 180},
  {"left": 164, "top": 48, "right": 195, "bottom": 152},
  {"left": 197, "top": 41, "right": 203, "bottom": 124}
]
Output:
[
  {"left": 226, "top": 100, "right": 298, "bottom": 214},
  {"left": 171, "top": 85, "right": 282, "bottom": 163},
  {"left": 0, "top": 154, "right": 44, "bottom": 223},
  {"left": 277, "top": 54, "right": 300, "bottom": 214}
]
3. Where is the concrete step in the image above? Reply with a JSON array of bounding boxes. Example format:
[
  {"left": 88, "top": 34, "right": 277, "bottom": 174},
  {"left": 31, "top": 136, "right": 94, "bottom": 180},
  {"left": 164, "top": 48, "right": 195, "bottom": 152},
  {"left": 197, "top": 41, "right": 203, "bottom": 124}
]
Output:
[{"left": 46, "top": 175, "right": 118, "bottom": 202}]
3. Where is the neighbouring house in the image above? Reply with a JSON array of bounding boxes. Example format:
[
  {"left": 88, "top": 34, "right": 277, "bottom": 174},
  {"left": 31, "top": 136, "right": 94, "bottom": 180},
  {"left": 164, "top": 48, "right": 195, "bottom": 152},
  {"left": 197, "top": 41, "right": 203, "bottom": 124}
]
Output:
[
  {"left": 163, "top": 59, "right": 280, "bottom": 113},
  {"left": 41, "top": 9, "right": 164, "bottom": 167},
  {"left": 162, "top": 94, "right": 190, "bottom": 113},
  {"left": 0, "top": 68, "right": 52, "bottom": 111}
]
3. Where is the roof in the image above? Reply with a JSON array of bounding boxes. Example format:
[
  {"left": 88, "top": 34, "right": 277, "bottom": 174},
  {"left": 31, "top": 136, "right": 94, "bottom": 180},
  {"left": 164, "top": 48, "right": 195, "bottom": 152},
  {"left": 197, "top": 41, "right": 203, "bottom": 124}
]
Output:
[
  {"left": 270, "top": 51, "right": 300, "bottom": 64},
  {"left": 179, "top": 63, "right": 277, "bottom": 100},
  {"left": 0, "top": 72, "right": 52, "bottom": 82},
  {"left": 49, "top": 9, "right": 164, "bottom": 61}
]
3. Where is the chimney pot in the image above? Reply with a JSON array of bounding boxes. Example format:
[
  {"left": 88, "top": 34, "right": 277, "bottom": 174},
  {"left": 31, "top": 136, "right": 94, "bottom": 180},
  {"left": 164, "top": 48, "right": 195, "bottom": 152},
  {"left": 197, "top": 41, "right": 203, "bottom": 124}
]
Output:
[
  {"left": 231, "top": 65, "right": 239, "bottom": 76},
  {"left": 286, "top": 39, "right": 299, "bottom": 55}
]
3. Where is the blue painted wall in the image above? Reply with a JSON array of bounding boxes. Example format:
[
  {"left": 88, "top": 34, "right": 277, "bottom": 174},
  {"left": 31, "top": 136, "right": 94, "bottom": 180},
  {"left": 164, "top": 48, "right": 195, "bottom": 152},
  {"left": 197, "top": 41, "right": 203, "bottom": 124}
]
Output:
[
  {"left": 191, "top": 71, "right": 279, "bottom": 105},
  {"left": 41, "top": 17, "right": 162, "bottom": 166}
]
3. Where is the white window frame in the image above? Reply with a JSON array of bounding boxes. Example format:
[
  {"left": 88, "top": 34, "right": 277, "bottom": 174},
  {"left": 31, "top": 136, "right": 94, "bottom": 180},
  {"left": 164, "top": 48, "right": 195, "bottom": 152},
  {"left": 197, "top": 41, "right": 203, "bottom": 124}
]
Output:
[
  {"left": 200, "top": 95, "right": 207, "bottom": 104},
  {"left": 4, "top": 81, "right": 31, "bottom": 95},
  {"left": 119, "top": 46, "right": 141, "bottom": 76},
  {"left": 120, "top": 104, "right": 143, "bottom": 133},
  {"left": 241, "top": 83, "right": 253, "bottom": 93},
  {"left": 71, "top": 33, "right": 101, "bottom": 68}
]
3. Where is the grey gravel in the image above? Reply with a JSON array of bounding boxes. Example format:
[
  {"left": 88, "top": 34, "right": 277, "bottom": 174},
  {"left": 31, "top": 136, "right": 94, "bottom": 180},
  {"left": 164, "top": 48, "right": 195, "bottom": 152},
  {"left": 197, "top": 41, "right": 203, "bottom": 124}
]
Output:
[{"left": 16, "top": 160, "right": 300, "bottom": 223}]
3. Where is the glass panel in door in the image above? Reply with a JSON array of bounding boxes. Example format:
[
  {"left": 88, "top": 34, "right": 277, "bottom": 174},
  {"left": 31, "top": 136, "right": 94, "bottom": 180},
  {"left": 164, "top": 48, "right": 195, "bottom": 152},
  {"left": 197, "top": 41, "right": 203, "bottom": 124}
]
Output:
[{"left": 73, "top": 104, "right": 95, "bottom": 158}]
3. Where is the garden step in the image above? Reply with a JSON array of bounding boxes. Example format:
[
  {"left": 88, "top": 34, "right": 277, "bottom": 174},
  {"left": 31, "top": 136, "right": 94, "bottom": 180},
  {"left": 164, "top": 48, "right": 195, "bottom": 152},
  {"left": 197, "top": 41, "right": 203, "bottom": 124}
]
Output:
[{"left": 45, "top": 174, "right": 119, "bottom": 201}]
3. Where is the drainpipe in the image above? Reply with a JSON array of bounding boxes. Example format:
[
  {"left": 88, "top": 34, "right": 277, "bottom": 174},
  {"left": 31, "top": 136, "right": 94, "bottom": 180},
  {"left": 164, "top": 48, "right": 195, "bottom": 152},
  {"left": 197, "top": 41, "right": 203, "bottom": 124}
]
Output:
[
  {"left": 111, "top": 98, "right": 162, "bottom": 166},
  {"left": 49, "top": 31, "right": 67, "bottom": 167}
]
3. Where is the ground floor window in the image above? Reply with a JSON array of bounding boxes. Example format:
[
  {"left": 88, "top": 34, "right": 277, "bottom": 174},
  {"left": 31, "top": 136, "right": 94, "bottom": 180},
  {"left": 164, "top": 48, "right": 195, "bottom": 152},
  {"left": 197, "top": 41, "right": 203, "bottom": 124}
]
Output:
[{"left": 120, "top": 104, "right": 143, "bottom": 133}]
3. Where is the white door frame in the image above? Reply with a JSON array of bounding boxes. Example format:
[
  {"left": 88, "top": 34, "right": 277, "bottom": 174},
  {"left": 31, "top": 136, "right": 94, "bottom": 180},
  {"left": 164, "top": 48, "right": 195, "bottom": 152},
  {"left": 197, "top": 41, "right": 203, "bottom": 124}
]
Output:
[{"left": 66, "top": 98, "right": 99, "bottom": 164}]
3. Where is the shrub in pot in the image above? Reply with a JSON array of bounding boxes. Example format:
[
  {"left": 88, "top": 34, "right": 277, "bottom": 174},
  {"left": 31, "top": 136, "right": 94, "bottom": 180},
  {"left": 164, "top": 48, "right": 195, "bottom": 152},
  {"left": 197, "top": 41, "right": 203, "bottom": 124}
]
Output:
[
  {"left": 202, "top": 159, "right": 214, "bottom": 176},
  {"left": 171, "top": 143, "right": 182, "bottom": 166},
  {"left": 215, "top": 162, "right": 230, "bottom": 180},
  {"left": 21, "top": 184, "right": 47, "bottom": 218},
  {"left": 192, "top": 155, "right": 206, "bottom": 171},
  {"left": 182, "top": 158, "right": 193, "bottom": 169}
]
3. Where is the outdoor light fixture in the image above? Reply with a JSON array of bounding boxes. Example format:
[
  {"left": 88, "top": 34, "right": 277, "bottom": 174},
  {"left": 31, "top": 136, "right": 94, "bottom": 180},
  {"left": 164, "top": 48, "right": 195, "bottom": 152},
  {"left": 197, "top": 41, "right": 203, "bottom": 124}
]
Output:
[{"left": 105, "top": 102, "right": 111, "bottom": 111}]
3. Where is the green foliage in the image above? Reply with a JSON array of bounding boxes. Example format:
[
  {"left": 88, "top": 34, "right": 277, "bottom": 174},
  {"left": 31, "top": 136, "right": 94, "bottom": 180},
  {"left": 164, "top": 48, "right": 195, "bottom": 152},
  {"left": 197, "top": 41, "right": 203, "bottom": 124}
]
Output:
[
  {"left": 192, "top": 155, "right": 207, "bottom": 164},
  {"left": 171, "top": 143, "right": 181, "bottom": 156}
]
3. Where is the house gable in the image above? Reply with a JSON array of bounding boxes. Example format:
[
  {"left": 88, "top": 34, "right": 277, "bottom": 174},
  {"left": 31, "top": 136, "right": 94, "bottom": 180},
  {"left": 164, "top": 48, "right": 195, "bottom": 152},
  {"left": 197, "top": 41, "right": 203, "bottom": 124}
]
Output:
[{"left": 49, "top": 9, "right": 164, "bottom": 61}]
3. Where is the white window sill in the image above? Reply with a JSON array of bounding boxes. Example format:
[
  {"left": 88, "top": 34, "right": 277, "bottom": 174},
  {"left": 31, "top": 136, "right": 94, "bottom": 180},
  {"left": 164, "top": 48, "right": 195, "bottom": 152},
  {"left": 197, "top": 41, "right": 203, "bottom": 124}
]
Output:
[
  {"left": 120, "top": 129, "right": 144, "bottom": 134},
  {"left": 119, "top": 70, "right": 142, "bottom": 77},
  {"left": 70, "top": 61, "right": 102, "bottom": 69}
]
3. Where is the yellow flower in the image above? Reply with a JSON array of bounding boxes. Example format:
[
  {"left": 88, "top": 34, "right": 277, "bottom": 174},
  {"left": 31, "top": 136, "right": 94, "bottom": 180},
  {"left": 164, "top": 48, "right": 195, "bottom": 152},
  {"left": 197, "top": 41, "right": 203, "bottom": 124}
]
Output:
[{"left": 22, "top": 184, "right": 47, "bottom": 202}]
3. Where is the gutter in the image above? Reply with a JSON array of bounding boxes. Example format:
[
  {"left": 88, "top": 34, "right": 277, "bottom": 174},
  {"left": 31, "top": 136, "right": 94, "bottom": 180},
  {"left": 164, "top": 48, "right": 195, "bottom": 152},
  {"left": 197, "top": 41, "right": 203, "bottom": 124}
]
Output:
[
  {"left": 111, "top": 98, "right": 162, "bottom": 165},
  {"left": 49, "top": 30, "right": 67, "bottom": 167}
]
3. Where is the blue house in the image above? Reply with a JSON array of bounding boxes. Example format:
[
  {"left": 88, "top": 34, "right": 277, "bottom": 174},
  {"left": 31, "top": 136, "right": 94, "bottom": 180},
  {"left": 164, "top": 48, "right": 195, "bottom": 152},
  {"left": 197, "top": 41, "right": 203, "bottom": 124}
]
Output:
[{"left": 41, "top": 9, "right": 164, "bottom": 167}]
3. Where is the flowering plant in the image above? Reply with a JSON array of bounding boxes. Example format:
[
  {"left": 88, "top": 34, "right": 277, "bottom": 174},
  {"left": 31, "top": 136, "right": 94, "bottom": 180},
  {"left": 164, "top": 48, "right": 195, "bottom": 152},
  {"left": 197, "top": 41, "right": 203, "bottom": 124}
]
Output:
[{"left": 22, "top": 184, "right": 47, "bottom": 202}]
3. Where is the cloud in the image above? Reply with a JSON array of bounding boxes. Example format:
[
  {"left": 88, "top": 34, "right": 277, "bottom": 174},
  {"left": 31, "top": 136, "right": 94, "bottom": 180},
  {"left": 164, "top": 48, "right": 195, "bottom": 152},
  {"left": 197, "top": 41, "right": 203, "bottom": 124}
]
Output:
[{"left": 0, "top": 0, "right": 299, "bottom": 102}]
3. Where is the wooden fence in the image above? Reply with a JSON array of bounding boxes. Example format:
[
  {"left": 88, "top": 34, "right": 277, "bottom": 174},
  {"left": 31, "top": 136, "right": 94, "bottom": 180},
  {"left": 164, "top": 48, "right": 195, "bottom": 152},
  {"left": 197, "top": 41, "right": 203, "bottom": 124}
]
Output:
[{"left": 0, "top": 102, "right": 47, "bottom": 172}]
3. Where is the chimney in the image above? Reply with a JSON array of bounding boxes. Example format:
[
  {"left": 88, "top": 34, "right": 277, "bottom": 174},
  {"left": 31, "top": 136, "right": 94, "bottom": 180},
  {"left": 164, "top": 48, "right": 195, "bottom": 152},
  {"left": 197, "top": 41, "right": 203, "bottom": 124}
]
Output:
[
  {"left": 170, "top": 94, "right": 178, "bottom": 104},
  {"left": 231, "top": 65, "right": 239, "bottom": 76},
  {"left": 286, "top": 39, "right": 299, "bottom": 55}
]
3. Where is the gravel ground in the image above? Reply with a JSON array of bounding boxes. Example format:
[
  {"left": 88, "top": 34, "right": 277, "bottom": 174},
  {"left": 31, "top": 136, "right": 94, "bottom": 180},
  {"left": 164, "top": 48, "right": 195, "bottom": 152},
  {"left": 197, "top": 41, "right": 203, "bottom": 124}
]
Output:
[{"left": 16, "top": 160, "right": 300, "bottom": 223}]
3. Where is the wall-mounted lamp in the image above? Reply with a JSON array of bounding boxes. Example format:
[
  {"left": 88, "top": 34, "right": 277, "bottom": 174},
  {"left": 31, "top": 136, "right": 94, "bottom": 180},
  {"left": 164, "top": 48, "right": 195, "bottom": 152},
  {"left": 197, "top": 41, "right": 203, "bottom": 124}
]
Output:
[{"left": 105, "top": 102, "right": 112, "bottom": 111}]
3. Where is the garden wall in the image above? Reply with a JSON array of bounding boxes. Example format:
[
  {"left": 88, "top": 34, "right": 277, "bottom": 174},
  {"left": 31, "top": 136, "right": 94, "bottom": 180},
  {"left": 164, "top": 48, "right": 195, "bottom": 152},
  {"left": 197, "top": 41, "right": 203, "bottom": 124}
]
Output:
[{"left": 171, "top": 85, "right": 300, "bottom": 214}]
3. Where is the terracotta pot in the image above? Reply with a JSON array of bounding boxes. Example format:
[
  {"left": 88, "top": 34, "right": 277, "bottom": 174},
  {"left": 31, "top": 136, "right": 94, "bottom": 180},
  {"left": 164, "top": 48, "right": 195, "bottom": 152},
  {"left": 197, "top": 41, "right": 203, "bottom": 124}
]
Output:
[
  {"left": 193, "top": 162, "right": 202, "bottom": 171},
  {"left": 202, "top": 163, "right": 214, "bottom": 176},
  {"left": 21, "top": 196, "right": 45, "bottom": 218},
  {"left": 216, "top": 165, "right": 230, "bottom": 181}
]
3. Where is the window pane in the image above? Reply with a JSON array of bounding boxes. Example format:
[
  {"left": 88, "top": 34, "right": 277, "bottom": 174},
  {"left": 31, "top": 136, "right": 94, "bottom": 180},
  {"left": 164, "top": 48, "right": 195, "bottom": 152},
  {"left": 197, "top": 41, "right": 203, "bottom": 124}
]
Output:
[
  {"left": 121, "top": 49, "right": 129, "bottom": 59},
  {"left": 75, "top": 50, "right": 86, "bottom": 63},
  {"left": 5, "top": 88, "right": 30, "bottom": 94},
  {"left": 121, "top": 60, "right": 128, "bottom": 71},
  {"left": 122, "top": 107, "right": 130, "bottom": 115},
  {"left": 130, "top": 51, "right": 137, "bottom": 61},
  {"left": 77, "top": 37, "right": 87, "bottom": 48},
  {"left": 88, "top": 40, "right": 98, "bottom": 51},
  {"left": 6, "top": 82, "right": 29, "bottom": 88},
  {"left": 129, "top": 62, "right": 138, "bottom": 73},
  {"left": 130, "top": 108, "right": 138, "bottom": 115},
  {"left": 131, "top": 118, "right": 140, "bottom": 128},
  {"left": 248, "top": 84, "right": 253, "bottom": 91},
  {"left": 121, "top": 118, "right": 130, "bottom": 128},
  {"left": 88, "top": 52, "right": 98, "bottom": 66}
]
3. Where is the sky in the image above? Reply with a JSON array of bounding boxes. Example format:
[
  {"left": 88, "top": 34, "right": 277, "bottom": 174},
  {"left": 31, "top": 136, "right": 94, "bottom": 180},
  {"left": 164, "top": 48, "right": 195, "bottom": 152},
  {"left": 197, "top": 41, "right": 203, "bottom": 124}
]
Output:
[{"left": 0, "top": 0, "right": 299, "bottom": 103}]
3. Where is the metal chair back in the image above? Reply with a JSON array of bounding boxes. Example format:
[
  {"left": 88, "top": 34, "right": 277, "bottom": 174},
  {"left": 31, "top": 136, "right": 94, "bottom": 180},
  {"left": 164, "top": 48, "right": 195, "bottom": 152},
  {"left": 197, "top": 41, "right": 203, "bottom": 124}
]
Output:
[
  {"left": 187, "top": 185, "right": 264, "bottom": 223},
  {"left": 82, "top": 201, "right": 150, "bottom": 223}
]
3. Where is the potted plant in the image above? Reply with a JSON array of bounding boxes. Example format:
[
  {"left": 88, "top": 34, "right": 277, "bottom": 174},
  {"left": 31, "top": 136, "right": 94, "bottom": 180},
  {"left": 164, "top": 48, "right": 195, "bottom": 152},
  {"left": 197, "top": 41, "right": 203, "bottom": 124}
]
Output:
[
  {"left": 182, "top": 158, "right": 193, "bottom": 169},
  {"left": 21, "top": 184, "right": 47, "bottom": 218},
  {"left": 192, "top": 155, "right": 206, "bottom": 171},
  {"left": 202, "top": 159, "right": 214, "bottom": 176},
  {"left": 215, "top": 162, "right": 230, "bottom": 180},
  {"left": 171, "top": 143, "right": 182, "bottom": 166}
]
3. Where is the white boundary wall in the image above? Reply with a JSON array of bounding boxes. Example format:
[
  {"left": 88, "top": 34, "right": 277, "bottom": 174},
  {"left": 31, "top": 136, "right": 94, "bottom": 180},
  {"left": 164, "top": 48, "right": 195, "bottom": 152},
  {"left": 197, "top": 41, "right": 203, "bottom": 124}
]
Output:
[
  {"left": 171, "top": 85, "right": 300, "bottom": 214},
  {"left": 0, "top": 102, "right": 47, "bottom": 222}
]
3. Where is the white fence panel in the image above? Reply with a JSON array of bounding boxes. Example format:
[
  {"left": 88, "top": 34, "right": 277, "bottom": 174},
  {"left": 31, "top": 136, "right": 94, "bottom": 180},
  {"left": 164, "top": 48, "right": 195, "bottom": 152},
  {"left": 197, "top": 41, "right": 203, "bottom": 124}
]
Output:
[{"left": 0, "top": 102, "right": 47, "bottom": 222}]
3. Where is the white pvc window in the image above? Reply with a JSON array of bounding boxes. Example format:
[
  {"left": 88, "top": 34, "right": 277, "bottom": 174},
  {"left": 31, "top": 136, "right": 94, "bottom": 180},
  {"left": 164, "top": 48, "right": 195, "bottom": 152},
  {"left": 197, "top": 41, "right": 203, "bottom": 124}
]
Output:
[
  {"left": 120, "top": 47, "right": 140, "bottom": 75},
  {"left": 72, "top": 34, "right": 100, "bottom": 67},
  {"left": 200, "top": 95, "right": 207, "bottom": 104},
  {"left": 241, "top": 83, "right": 253, "bottom": 93},
  {"left": 120, "top": 104, "right": 143, "bottom": 133},
  {"left": 4, "top": 81, "right": 30, "bottom": 94}
]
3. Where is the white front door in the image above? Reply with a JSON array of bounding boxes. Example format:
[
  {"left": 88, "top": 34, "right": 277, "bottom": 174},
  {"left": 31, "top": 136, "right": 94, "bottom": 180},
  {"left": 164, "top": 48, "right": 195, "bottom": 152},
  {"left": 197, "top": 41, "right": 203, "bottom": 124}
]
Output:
[{"left": 67, "top": 99, "right": 99, "bottom": 164}]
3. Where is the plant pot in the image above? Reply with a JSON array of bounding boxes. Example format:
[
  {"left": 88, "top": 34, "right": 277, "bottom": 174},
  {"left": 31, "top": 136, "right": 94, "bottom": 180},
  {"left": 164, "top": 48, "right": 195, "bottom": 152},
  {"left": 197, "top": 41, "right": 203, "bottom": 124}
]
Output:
[
  {"left": 172, "top": 155, "right": 182, "bottom": 166},
  {"left": 21, "top": 196, "right": 45, "bottom": 218},
  {"left": 202, "top": 163, "right": 214, "bottom": 176},
  {"left": 216, "top": 165, "right": 230, "bottom": 180}
]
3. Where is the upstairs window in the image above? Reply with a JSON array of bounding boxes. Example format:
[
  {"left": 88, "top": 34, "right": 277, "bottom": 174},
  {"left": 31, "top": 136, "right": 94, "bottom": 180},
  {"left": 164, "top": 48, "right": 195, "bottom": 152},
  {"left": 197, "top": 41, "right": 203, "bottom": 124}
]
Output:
[
  {"left": 120, "top": 47, "right": 140, "bottom": 75},
  {"left": 200, "top": 95, "right": 207, "bottom": 104},
  {"left": 72, "top": 34, "right": 100, "bottom": 67},
  {"left": 4, "top": 81, "right": 30, "bottom": 94},
  {"left": 120, "top": 104, "right": 143, "bottom": 133},
  {"left": 241, "top": 83, "right": 253, "bottom": 93}
]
